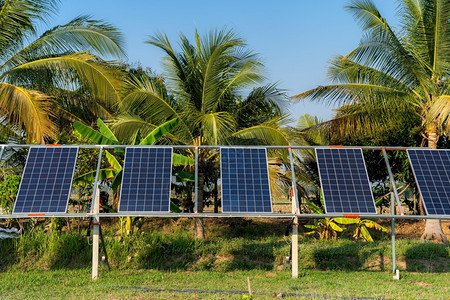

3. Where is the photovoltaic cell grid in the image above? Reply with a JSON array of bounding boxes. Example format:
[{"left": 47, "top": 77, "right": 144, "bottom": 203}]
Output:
[
  {"left": 119, "top": 147, "right": 173, "bottom": 212},
  {"left": 13, "top": 147, "right": 78, "bottom": 214},
  {"left": 407, "top": 149, "right": 450, "bottom": 216},
  {"left": 220, "top": 148, "right": 272, "bottom": 213},
  {"left": 315, "top": 148, "right": 376, "bottom": 214}
]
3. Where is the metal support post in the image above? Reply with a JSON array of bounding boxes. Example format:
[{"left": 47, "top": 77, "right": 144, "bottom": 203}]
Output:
[
  {"left": 288, "top": 147, "right": 299, "bottom": 278},
  {"left": 391, "top": 192, "right": 399, "bottom": 279},
  {"left": 194, "top": 146, "right": 199, "bottom": 213},
  {"left": 99, "top": 224, "right": 110, "bottom": 271},
  {"left": 0, "top": 145, "right": 5, "bottom": 162},
  {"left": 382, "top": 149, "right": 404, "bottom": 215},
  {"left": 92, "top": 147, "right": 103, "bottom": 280},
  {"left": 383, "top": 150, "right": 399, "bottom": 279}
]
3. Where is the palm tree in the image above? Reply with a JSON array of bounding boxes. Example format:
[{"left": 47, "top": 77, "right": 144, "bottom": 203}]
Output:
[
  {"left": 0, "top": 0, "right": 125, "bottom": 143},
  {"left": 290, "top": 114, "right": 329, "bottom": 208},
  {"left": 111, "top": 29, "right": 291, "bottom": 239},
  {"left": 293, "top": 0, "right": 449, "bottom": 242}
]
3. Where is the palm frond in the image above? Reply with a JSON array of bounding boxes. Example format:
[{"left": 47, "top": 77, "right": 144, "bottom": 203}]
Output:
[
  {"left": 428, "top": 95, "right": 450, "bottom": 134},
  {"left": 232, "top": 116, "right": 291, "bottom": 145},
  {"left": 293, "top": 82, "right": 405, "bottom": 105},
  {"left": 198, "top": 112, "right": 237, "bottom": 145},
  {"left": 0, "top": 0, "right": 58, "bottom": 55},
  {"left": 5, "top": 52, "right": 123, "bottom": 107},
  {"left": 1, "top": 15, "right": 125, "bottom": 72},
  {"left": 120, "top": 81, "right": 193, "bottom": 143},
  {"left": 0, "top": 82, "right": 54, "bottom": 142},
  {"left": 110, "top": 114, "right": 187, "bottom": 145}
]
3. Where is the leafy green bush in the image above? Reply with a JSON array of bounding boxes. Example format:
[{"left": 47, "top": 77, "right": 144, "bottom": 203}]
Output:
[{"left": 0, "top": 173, "right": 21, "bottom": 213}]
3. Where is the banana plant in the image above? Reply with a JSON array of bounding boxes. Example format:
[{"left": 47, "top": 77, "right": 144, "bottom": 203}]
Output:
[
  {"left": 304, "top": 200, "right": 387, "bottom": 242},
  {"left": 73, "top": 117, "right": 194, "bottom": 214},
  {"left": 336, "top": 217, "right": 387, "bottom": 242},
  {"left": 304, "top": 201, "right": 347, "bottom": 240},
  {"left": 304, "top": 218, "right": 347, "bottom": 240}
]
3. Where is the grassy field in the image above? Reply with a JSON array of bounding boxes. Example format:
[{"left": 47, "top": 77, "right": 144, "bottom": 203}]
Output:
[
  {"left": 0, "top": 218, "right": 449, "bottom": 299},
  {"left": 0, "top": 268, "right": 449, "bottom": 299}
]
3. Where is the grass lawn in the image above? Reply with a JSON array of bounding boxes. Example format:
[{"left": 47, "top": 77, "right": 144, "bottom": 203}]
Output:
[
  {"left": 1, "top": 218, "right": 448, "bottom": 299},
  {"left": 0, "top": 268, "right": 449, "bottom": 299}
]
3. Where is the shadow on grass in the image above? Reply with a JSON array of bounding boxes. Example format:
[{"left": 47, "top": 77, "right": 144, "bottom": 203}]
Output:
[
  {"left": 135, "top": 233, "right": 197, "bottom": 270},
  {"left": 0, "top": 231, "right": 92, "bottom": 271},
  {"left": 204, "top": 218, "right": 293, "bottom": 239},
  {"left": 404, "top": 242, "right": 449, "bottom": 273},
  {"left": 311, "top": 242, "right": 386, "bottom": 271},
  {"left": 224, "top": 240, "right": 287, "bottom": 271},
  {"left": 48, "top": 234, "right": 91, "bottom": 269},
  {"left": 0, "top": 238, "right": 18, "bottom": 270},
  {"left": 133, "top": 234, "right": 287, "bottom": 271}
]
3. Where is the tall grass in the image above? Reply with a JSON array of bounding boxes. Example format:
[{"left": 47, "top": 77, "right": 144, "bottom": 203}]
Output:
[{"left": 0, "top": 218, "right": 448, "bottom": 273}]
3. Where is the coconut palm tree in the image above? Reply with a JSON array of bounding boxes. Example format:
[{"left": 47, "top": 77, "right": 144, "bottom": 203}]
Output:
[
  {"left": 111, "top": 29, "right": 291, "bottom": 239},
  {"left": 0, "top": 0, "right": 125, "bottom": 143},
  {"left": 293, "top": 0, "right": 449, "bottom": 242}
]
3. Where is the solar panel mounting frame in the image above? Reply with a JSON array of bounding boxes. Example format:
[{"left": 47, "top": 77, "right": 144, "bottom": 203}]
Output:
[
  {"left": 406, "top": 149, "right": 450, "bottom": 216},
  {"left": 118, "top": 146, "right": 173, "bottom": 213},
  {"left": 220, "top": 147, "right": 273, "bottom": 213},
  {"left": 315, "top": 148, "right": 377, "bottom": 214},
  {"left": 12, "top": 146, "right": 79, "bottom": 214}
]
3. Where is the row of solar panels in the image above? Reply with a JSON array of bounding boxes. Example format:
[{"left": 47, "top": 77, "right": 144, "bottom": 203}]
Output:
[{"left": 11, "top": 147, "right": 450, "bottom": 216}]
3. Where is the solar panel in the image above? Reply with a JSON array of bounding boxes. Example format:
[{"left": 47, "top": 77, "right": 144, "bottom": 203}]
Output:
[
  {"left": 315, "top": 148, "right": 376, "bottom": 214},
  {"left": 407, "top": 149, "right": 450, "bottom": 216},
  {"left": 13, "top": 146, "right": 78, "bottom": 214},
  {"left": 220, "top": 148, "right": 272, "bottom": 213},
  {"left": 119, "top": 147, "right": 173, "bottom": 212}
]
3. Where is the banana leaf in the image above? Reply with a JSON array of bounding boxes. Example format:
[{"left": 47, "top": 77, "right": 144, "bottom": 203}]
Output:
[
  {"left": 97, "top": 119, "right": 118, "bottom": 142},
  {"left": 329, "top": 222, "right": 345, "bottom": 232},
  {"left": 364, "top": 219, "right": 387, "bottom": 231},
  {"left": 170, "top": 201, "right": 182, "bottom": 213},
  {"left": 74, "top": 121, "right": 119, "bottom": 145},
  {"left": 360, "top": 225, "right": 374, "bottom": 242},
  {"left": 104, "top": 150, "right": 122, "bottom": 171},
  {"left": 306, "top": 200, "right": 324, "bottom": 214},
  {"left": 73, "top": 168, "right": 118, "bottom": 185},
  {"left": 334, "top": 217, "right": 359, "bottom": 224},
  {"left": 110, "top": 169, "right": 123, "bottom": 191},
  {"left": 173, "top": 170, "right": 195, "bottom": 182},
  {"left": 139, "top": 118, "right": 179, "bottom": 145},
  {"left": 173, "top": 153, "right": 194, "bottom": 166}
]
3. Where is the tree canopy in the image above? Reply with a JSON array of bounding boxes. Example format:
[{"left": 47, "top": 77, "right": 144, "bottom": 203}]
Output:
[{"left": 0, "top": 0, "right": 125, "bottom": 143}]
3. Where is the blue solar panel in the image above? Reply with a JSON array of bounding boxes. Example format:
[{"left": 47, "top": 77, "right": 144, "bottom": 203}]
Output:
[
  {"left": 220, "top": 148, "right": 272, "bottom": 213},
  {"left": 13, "top": 147, "right": 78, "bottom": 214},
  {"left": 407, "top": 149, "right": 450, "bottom": 216},
  {"left": 119, "top": 147, "right": 173, "bottom": 212},
  {"left": 316, "top": 148, "right": 376, "bottom": 214}
]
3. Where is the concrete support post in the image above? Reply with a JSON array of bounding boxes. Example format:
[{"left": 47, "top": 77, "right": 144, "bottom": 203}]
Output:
[
  {"left": 391, "top": 192, "right": 400, "bottom": 279},
  {"left": 91, "top": 147, "right": 103, "bottom": 280},
  {"left": 292, "top": 216, "right": 299, "bottom": 278},
  {"left": 288, "top": 147, "right": 299, "bottom": 278},
  {"left": 92, "top": 187, "right": 100, "bottom": 280}
]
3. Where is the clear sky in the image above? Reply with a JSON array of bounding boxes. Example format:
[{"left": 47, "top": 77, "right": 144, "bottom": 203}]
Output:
[{"left": 50, "top": 0, "right": 399, "bottom": 122}]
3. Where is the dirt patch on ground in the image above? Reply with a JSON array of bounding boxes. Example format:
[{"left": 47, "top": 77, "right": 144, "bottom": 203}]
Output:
[
  {"left": 415, "top": 281, "right": 432, "bottom": 288},
  {"left": 372, "top": 219, "right": 450, "bottom": 240}
]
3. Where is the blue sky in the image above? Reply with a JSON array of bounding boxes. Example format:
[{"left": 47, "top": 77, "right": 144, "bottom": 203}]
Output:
[{"left": 51, "top": 0, "right": 399, "bottom": 122}]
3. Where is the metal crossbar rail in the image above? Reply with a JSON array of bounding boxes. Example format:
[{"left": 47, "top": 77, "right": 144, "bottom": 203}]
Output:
[
  {"left": 0, "top": 144, "right": 426, "bottom": 150},
  {"left": 0, "top": 212, "right": 449, "bottom": 219}
]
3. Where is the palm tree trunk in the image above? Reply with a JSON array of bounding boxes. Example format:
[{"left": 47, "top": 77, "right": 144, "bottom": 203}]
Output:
[
  {"left": 420, "top": 124, "right": 448, "bottom": 243},
  {"left": 194, "top": 173, "right": 205, "bottom": 239}
]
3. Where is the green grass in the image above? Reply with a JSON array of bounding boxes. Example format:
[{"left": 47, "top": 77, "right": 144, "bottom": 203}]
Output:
[
  {"left": 0, "top": 218, "right": 448, "bottom": 299},
  {"left": 0, "top": 268, "right": 448, "bottom": 299}
]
